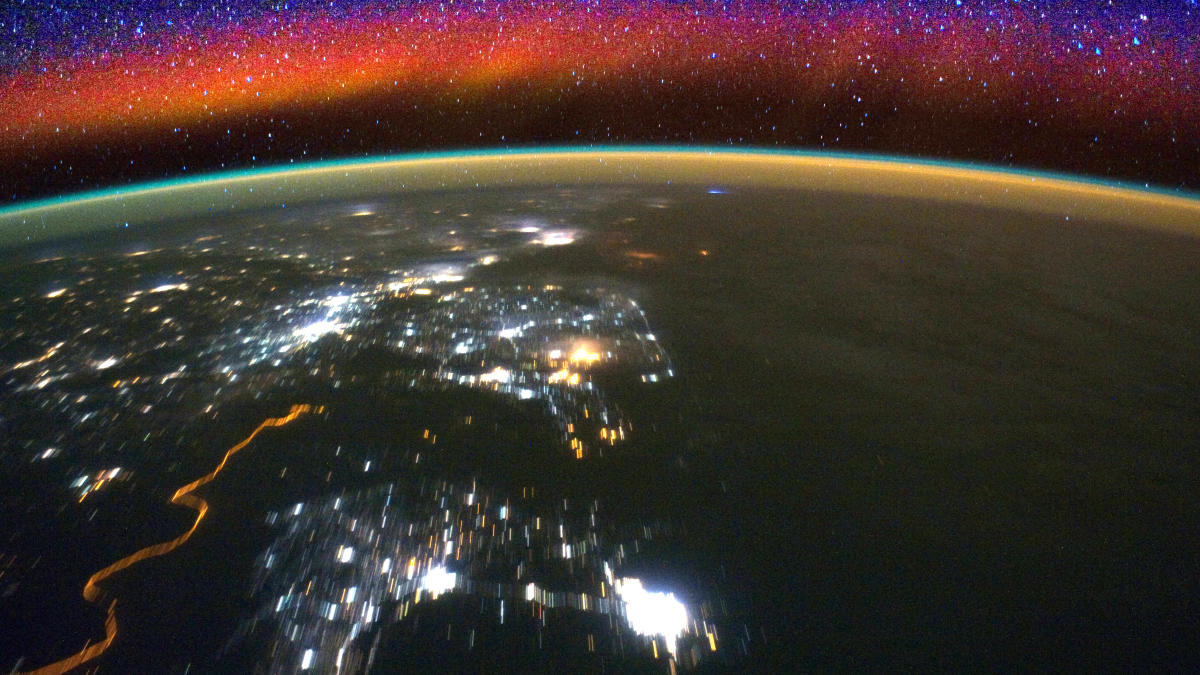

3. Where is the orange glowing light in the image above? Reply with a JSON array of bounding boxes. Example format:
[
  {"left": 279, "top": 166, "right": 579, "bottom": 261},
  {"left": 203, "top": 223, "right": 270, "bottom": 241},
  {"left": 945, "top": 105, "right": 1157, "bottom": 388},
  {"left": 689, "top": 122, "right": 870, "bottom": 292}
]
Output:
[{"left": 16, "top": 404, "right": 317, "bottom": 675}]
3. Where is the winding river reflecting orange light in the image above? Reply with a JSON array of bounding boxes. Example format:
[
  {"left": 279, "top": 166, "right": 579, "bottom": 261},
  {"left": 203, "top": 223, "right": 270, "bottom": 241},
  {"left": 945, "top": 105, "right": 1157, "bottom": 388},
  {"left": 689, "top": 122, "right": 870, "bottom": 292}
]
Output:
[{"left": 18, "top": 404, "right": 319, "bottom": 675}]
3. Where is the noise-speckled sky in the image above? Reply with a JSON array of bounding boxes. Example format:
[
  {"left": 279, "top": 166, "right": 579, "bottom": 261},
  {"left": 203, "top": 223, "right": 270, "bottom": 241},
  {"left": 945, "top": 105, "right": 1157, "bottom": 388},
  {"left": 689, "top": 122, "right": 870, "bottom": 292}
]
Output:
[{"left": 2, "top": 1, "right": 1198, "bottom": 204}]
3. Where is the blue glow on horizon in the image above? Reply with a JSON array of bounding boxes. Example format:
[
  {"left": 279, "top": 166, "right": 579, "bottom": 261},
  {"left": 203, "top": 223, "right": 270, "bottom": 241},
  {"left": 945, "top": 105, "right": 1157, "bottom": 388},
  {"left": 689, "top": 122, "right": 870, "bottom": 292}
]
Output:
[{"left": 2, "top": 144, "right": 1197, "bottom": 221}]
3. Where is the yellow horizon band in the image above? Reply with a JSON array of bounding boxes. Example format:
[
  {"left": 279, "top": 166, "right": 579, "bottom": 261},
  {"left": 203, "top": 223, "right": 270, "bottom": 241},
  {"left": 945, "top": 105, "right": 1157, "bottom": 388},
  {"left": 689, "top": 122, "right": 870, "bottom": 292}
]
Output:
[{"left": 2, "top": 151, "right": 1197, "bottom": 246}]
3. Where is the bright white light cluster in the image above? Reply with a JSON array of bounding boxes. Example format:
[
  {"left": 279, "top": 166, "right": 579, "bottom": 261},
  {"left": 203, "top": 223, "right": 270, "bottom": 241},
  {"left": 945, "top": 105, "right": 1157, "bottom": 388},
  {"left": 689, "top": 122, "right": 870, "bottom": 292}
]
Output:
[
  {"left": 538, "top": 231, "right": 576, "bottom": 246},
  {"left": 294, "top": 320, "right": 343, "bottom": 341},
  {"left": 479, "top": 367, "right": 511, "bottom": 383},
  {"left": 290, "top": 294, "right": 355, "bottom": 343},
  {"left": 420, "top": 566, "right": 457, "bottom": 596},
  {"left": 385, "top": 267, "right": 467, "bottom": 293},
  {"left": 149, "top": 283, "right": 189, "bottom": 293},
  {"left": 612, "top": 573, "right": 688, "bottom": 656}
]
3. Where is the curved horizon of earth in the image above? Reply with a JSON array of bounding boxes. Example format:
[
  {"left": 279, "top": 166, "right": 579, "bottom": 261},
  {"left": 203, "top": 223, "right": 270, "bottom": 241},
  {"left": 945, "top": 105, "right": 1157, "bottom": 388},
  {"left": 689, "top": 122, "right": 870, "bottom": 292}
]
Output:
[
  {"left": 2, "top": 147, "right": 1199, "bottom": 247},
  {"left": 1, "top": 148, "right": 1199, "bottom": 674}
]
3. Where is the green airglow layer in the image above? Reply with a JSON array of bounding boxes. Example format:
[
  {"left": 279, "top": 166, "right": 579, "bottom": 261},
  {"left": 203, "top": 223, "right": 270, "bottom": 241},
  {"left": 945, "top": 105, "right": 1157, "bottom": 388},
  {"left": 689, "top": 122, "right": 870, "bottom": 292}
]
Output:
[{"left": 1, "top": 147, "right": 1198, "bottom": 247}]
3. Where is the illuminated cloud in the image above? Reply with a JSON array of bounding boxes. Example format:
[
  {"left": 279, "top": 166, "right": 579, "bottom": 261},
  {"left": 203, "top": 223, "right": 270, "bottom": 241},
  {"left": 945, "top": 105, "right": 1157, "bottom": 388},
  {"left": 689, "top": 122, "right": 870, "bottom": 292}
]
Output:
[{"left": 537, "top": 231, "right": 577, "bottom": 247}]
